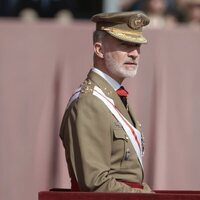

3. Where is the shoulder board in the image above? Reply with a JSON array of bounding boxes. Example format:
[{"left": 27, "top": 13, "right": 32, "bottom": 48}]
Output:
[{"left": 80, "top": 79, "right": 94, "bottom": 94}]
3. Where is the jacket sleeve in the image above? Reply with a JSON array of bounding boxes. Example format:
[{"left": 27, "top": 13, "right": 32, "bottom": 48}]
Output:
[{"left": 60, "top": 94, "right": 151, "bottom": 193}]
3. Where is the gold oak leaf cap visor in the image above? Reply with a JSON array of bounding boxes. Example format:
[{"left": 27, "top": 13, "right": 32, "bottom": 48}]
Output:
[{"left": 91, "top": 11, "right": 150, "bottom": 44}]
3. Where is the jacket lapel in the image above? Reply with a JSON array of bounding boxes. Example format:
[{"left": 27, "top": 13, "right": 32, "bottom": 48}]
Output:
[
  {"left": 127, "top": 105, "right": 140, "bottom": 130},
  {"left": 88, "top": 70, "right": 135, "bottom": 126}
]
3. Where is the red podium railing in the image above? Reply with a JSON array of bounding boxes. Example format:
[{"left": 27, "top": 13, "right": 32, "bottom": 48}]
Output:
[{"left": 38, "top": 189, "right": 200, "bottom": 200}]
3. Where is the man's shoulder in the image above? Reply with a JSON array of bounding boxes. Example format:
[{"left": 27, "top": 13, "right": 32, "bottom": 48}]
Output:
[
  {"left": 79, "top": 78, "right": 94, "bottom": 96},
  {"left": 67, "top": 72, "right": 117, "bottom": 111},
  {"left": 68, "top": 78, "right": 102, "bottom": 107}
]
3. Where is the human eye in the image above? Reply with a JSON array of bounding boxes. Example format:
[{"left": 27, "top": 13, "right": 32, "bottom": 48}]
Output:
[
  {"left": 120, "top": 42, "right": 128, "bottom": 46},
  {"left": 135, "top": 43, "right": 141, "bottom": 48},
  {"left": 120, "top": 42, "right": 133, "bottom": 48}
]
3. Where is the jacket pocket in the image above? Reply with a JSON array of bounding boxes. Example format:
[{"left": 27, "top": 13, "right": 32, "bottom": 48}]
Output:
[
  {"left": 112, "top": 129, "right": 128, "bottom": 167},
  {"left": 113, "top": 129, "right": 127, "bottom": 140}
]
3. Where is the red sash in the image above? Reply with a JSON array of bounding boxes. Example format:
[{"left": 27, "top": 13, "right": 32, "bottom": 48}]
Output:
[{"left": 71, "top": 178, "right": 143, "bottom": 191}]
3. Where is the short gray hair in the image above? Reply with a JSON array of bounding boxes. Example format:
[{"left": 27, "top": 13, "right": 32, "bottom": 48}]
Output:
[{"left": 93, "top": 30, "right": 108, "bottom": 43}]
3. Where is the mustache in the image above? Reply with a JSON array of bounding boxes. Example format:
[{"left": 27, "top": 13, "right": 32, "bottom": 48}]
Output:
[{"left": 124, "top": 59, "right": 139, "bottom": 64}]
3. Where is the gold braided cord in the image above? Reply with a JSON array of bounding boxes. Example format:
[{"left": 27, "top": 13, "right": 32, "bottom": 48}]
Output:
[
  {"left": 102, "top": 27, "right": 147, "bottom": 43},
  {"left": 102, "top": 27, "right": 142, "bottom": 36}
]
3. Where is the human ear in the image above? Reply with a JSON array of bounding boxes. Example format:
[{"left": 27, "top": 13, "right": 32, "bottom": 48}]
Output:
[{"left": 94, "top": 42, "right": 104, "bottom": 59}]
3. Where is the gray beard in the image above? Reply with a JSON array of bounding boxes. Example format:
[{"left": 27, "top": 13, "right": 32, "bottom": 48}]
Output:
[{"left": 105, "top": 53, "right": 138, "bottom": 79}]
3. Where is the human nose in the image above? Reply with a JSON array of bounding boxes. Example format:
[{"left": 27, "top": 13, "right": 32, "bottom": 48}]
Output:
[{"left": 128, "top": 47, "right": 140, "bottom": 58}]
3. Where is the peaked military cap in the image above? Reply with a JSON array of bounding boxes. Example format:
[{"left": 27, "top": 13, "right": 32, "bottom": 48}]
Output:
[{"left": 91, "top": 11, "right": 150, "bottom": 44}]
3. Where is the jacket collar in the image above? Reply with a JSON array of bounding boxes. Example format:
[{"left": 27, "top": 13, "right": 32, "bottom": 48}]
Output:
[
  {"left": 87, "top": 70, "right": 135, "bottom": 126},
  {"left": 91, "top": 67, "right": 120, "bottom": 91}
]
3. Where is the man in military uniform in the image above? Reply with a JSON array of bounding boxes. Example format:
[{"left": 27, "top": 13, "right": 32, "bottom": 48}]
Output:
[{"left": 60, "top": 11, "right": 152, "bottom": 192}]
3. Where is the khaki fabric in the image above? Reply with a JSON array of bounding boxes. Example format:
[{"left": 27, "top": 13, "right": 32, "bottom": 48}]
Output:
[{"left": 60, "top": 70, "right": 151, "bottom": 192}]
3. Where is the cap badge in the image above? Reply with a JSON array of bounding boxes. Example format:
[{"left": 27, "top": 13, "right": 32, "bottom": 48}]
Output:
[{"left": 128, "top": 14, "right": 145, "bottom": 30}]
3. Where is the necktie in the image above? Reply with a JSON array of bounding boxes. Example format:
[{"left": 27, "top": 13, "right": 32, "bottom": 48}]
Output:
[{"left": 116, "top": 86, "right": 128, "bottom": 108}]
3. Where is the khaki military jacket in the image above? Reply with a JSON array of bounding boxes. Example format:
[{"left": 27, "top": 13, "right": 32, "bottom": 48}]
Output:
[{"left": 60, "top": 70, "right": 151, "bottom": 192}]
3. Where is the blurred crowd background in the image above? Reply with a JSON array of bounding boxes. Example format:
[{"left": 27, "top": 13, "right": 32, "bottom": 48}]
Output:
[{"left": 0, "top": 0, "right": 199, "bottom": 28}]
